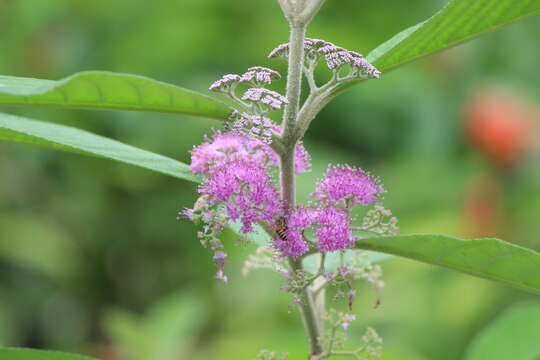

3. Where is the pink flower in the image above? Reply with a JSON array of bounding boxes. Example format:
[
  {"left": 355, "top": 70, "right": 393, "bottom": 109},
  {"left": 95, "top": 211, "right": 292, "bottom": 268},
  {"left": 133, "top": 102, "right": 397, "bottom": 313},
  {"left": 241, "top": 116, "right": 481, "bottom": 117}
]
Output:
[
  {"left": 200, "top": 160, "right": 282, "bottom": 234},
  {"left": 274, "top": 207, "right": 316, "bottom": 257},
  {"left": 314, "top": 206, "right": 356, "bottom": 252},
  {"left": 314, "top": 165, "right": 384, "bottom": 207},
  {"left": 272, "top": 126, "right": 311, "bottom": 174},
  {"left": 190, "top": 132, "right": 278, "bottom": 174},
  {"left": 273, "top": 204, "right": 358, "bottom": 256},
  {"left": 294, "top": 141, "right": 312, "bottom": 174}
]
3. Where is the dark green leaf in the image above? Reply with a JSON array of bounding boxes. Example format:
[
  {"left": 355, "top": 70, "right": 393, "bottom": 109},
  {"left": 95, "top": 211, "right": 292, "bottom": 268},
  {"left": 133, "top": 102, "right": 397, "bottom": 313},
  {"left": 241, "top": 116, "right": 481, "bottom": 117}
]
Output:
[
  {"left": 336, "top": 0, "right": 540, "bottom": 93},
  {"left": 0, "top": 112, "right": 198, "bottom": 182},
  {"left": 0, "top": 71, "right": 231, "bottom": 120},
  {"left": 0, "top": 348, "right": 97, "bottom": 360},
  {"left": 355, "top": 234, "right": 540, "bottom": 295},
  {"left": 465, "top": 302, "right": 540, "bottom": 360}
]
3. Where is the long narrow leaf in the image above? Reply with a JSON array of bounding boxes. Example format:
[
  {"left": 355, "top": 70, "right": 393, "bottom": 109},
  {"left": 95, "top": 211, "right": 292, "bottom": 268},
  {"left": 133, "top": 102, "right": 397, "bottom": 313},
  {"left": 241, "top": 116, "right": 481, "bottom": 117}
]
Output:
[
  {"left": 0, "top": 348, "right": 97, "bottom": 360},
  {"left": 0, "top": 112, "right": 197, "bottom": 182},
  {"left": 355, "top": 234, "right": 540, "bottom": 295},
  {"left": 336, "top": 0, "right": 540, "bottom": 93},
  {"left": 0, "top": 71, "right": 231, "bottom": 120}
]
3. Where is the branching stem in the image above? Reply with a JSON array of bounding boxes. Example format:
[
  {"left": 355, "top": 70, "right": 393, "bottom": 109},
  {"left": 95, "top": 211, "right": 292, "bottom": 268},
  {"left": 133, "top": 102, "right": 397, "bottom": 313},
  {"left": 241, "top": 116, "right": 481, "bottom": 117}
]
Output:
[{"left": 279, "top": 13, "right": 325, "bottom": 359}]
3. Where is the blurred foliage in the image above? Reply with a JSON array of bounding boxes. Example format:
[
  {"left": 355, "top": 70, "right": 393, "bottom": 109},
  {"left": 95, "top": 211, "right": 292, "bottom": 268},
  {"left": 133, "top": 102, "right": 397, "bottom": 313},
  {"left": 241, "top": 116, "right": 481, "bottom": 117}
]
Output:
[
  {"left": 465, "top": 302, "right": 540, "bottom": 360},
  {"left": 0, "top": 0, "right": 539, "bottom": 359}
]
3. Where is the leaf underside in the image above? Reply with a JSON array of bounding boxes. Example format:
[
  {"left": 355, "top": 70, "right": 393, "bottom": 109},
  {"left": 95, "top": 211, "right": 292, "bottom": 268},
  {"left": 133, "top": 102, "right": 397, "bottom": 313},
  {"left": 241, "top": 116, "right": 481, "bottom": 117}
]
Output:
[
  {"left": 0, "top": 112, "right": 198, "bottom": 182},
  {"left": 0, "top": 71, "right": 231, "bottom": 120},
  {"left": 356, "top": 234, "right": 540, "bottom": 295}
]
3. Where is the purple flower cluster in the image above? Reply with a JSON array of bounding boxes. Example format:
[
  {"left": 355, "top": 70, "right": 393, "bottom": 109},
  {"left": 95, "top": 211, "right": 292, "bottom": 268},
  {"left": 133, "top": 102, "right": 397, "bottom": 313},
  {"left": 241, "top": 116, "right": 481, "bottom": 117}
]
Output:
[
  {"left": 274, "top": 207, "right": 313, "bottom": 257},
  {"left": 228, "top": 110, "right": 275, "bottom": 144},
  {"left": 200, "top": 160, "right": 282, "bottom": 234},
  {"left": 275, "top": 206, "right": 355, "bottom": 257},
  {"left": 242, "top": 88, "right": 288, "bottom": 111},
  {"left": 268, "top": 38, "right": 332, "bottom": 59},
  {"left": 187, "top": 59, "right": 390, "bottom": 283},
  {"left": 209, "top": 74, "right": 241, "bottom": 92},
  {"left": 268, "top": 38, "right": 381, "bottom": 79},
  {"left": 314, "top": 165, "right": 384, "bottom": 207},
  {"left": 209, "top": 67, "right": 282, "bottom": 92},
  {"left": 240, "top": 66, "right": 281, "bottom": 85},
  {"left": 184, "top": 125, "right": 313, "bottom": 279},
  {"left": 190, "top": 130, "right": 310, "bottom": 175},
  {"left": 315, "top": 206, "right": 356, "bottom": 252},
  {"left": 190, "top": 132, "right": 278, "bottom": 174},
  {"left": 273, "top": 165, "right": 384, "bottom": 257}
]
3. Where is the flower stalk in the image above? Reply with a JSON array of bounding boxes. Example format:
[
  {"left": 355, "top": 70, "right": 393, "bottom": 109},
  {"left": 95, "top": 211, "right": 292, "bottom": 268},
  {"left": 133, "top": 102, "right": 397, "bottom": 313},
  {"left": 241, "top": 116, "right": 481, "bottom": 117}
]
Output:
[
  {"left": 279, "top": 7, "right": 323, "bottom": 358},
  {"left": 184, "top": 1, "right": 391, "bottom": 357}
]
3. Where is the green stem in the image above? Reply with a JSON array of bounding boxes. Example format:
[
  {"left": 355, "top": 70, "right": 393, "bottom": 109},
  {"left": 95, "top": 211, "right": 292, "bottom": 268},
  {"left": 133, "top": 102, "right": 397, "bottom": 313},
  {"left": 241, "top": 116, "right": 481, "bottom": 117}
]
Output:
[
  {"left": 282, "top": 23, "right": 306, "bottom": 145},
  {"left": 279, "top": 21, "right": 324, "bottom": 359}
]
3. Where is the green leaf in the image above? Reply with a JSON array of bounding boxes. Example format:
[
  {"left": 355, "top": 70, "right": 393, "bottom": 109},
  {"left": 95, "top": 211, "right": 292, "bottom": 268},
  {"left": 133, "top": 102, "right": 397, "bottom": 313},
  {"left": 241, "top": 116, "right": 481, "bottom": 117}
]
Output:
[
  {"left": 228, "top": 221, "right": 270, "bottom": 246},
  {"left": 0, "top": 71, "right": 231, "bottom": 120},
  {"left": 336, "top": 0, "right": 540, "bottom": 93},
  {"left": 465, "top": 302, "right": 540, "bottom": 360},
  {"left": 0, "top": 348, "right": 97, "bottom": 360},
  {"left": 303, "top": 251, "right": 393, "bottom": 274},
  {"left": 227, "top": 222, "right": 395, "bottom": 273},
  {"left": 355, "top": 234, "right": 540, "bottom": 295},
  {"left": 0, "top": 112, "right": 198, "bottom": 182}
]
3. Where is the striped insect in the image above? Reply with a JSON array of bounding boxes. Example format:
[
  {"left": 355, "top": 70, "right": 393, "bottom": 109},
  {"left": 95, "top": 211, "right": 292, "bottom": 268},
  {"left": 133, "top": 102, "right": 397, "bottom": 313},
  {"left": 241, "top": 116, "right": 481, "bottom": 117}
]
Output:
[{"left": 275, "top": 216, "right": 288, "bottom": 241}]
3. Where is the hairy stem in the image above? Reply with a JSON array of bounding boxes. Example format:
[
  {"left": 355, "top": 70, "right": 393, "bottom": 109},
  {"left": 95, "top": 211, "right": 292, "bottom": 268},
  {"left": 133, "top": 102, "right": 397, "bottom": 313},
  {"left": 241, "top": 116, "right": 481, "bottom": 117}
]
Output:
[
  {"left": 282, "top": 23, "right": 306, "bottom": 145},
  {"left": 280, "top": 20, "right": 324, "bottom": 359}
]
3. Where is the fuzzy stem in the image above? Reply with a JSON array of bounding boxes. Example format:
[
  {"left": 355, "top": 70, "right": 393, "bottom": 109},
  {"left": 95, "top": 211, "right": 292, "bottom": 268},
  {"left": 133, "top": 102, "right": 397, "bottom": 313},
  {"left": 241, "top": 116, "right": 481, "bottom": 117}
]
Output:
[
  {"left": 282, "top": 23, "right": 306, "bottom": 145},
  {"left": 279, "top": 20, "right": 324, "bottom": 359}
]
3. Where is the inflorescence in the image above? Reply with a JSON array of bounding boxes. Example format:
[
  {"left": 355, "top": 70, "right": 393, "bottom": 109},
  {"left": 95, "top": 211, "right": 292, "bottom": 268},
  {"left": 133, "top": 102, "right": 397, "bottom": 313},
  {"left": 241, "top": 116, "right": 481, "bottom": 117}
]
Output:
[
  {"left": 269, "top": 38, "right": 381, "bottom": 83},
  {"left": 182, "top": 41, "right": 393, "bottom": 292},
  {"left": 182, "top": 38, "right": 393, "bottom": 359}
]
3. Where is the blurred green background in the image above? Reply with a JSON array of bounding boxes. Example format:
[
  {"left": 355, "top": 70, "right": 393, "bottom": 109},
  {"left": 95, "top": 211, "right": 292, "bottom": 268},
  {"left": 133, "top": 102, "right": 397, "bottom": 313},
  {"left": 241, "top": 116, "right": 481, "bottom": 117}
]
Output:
[{"left": 1, "top": 0, "right": 540, "bottom": 359}]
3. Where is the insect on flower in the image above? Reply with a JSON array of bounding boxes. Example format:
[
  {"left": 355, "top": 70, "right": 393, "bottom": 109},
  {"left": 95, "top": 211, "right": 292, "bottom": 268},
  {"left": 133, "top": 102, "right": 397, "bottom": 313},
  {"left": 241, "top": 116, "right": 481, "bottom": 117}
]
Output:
[{"left": 275, "top": 216, "right": 288, "bottom": 241}]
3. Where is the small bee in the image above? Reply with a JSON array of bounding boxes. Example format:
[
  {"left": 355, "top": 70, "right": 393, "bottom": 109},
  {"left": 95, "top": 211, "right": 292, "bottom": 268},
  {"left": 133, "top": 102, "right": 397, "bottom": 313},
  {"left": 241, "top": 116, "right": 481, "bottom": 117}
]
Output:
[{"left": 275, "top": 216, "right": 288, "bottom": 240}]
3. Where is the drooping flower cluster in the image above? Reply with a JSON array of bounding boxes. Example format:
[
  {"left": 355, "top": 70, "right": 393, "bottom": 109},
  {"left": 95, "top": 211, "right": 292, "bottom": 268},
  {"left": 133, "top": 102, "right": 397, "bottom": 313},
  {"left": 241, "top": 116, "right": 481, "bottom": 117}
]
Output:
[
  {"left": 184, "top": 131, "right": 283, "bottom": 281},
  {"left": 184, "top": 128, "right": 311, "bottom": 280},
  {"left": 268, "top": 38, "right": 381, "bottom": 79},
  {"left": 199, "top": 160, "right": 282, "bottom": 233}
]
